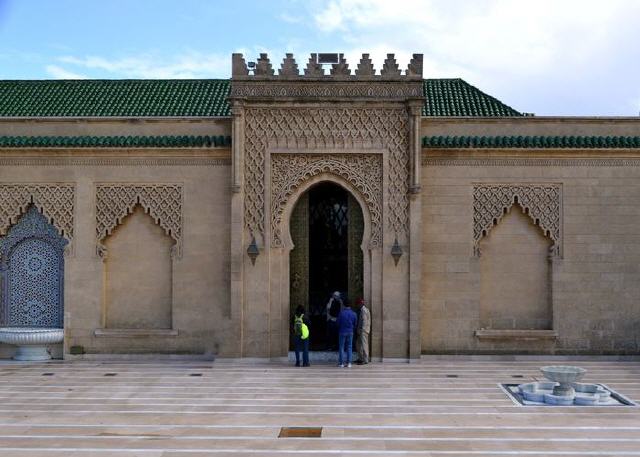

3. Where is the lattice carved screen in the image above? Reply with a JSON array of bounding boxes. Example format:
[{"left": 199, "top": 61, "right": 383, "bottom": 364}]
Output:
[
  {"left": 473, "top": 184, "right": 562, "bottom": 256},
  {"left": 0, "top": 184, "right": 74, "bottom": 241},
  {"left": 96, "top": 184, "right": 183, "bottom": 257}
]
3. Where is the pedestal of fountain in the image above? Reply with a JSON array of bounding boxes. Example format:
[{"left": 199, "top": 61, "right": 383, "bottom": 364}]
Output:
[
  {"left": 541, "top": 365, "right": 586, "bottom": 397},
  {"left": 0, "top": 328, "right": 64, "bottom": 361}
]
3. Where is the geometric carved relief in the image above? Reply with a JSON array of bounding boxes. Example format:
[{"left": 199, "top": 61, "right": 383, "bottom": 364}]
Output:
[
  {"left": 244, "top": 107, "right": 409, "bottom": 243},
  {"left": 0, "top": 184, "right": 74, "bottom": 241},
  {"left": 473, "top": 184, "right": 562, "bottom": 256},
  {"left": 0, "top": 206, "right": 67, "bottom": 328},
  {"left": 271, "top": 154, "right": 382, "bottom": 248},
  {"left": 96, "top": 184, "right": 183, "bottom": 258}
]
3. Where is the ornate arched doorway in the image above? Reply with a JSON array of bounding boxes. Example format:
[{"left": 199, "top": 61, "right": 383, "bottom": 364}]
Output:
[{"left": 289, "top": 182, "right": 364, "bottom": 351}]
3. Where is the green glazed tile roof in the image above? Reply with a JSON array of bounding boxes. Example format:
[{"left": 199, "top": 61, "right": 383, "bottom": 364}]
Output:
[
  {"left": 0, "top": 135, "right": 231, "bottom": 148},
  {"left": 0, "top": 79, "right": 231, "bottom": 117},
  {"left": 0, "top": 78, "right": 520, "bottom": 118},
  {"left": 423, "top": 79, "right": 521, "bottom": 117},
  {"left": 423, "top": 136, "right": 640, "bottom": 148}
]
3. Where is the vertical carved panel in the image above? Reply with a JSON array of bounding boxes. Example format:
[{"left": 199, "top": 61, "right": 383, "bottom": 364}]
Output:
[
  {"left": 347, "top": 194, "right": 364, "bottom": 305},
  {"left": 244, "top": 108, "right": 409, "bottom": 243},
  {"left": 289, "top": 193, "right": 309, "bottom": 314}
]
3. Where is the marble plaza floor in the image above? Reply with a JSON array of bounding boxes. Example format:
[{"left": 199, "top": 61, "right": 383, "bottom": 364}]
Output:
[{"left": 0, "top": 358, "right": 639, "bottom": 456}]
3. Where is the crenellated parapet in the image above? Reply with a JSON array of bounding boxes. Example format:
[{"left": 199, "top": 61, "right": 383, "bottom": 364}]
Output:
[
  {"left": 232, "top": 53, "right": 423, "bottom": 79},
  {"left": 229, "top": 53, "right": 425, "bottom": 100}
]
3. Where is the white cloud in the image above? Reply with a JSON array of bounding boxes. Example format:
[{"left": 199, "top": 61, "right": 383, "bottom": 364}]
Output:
[
  {"left": 309, "top": 0, "right": 640, "bottom": 115},
  {"left": 279, "top": 12, "right": 303, "bottom": 24},
  {"left": 54, "top": 51, "right": 230, "bottom": 79},
  {"left": 45, "top": 65, "right": 87, "bottom": 79}
]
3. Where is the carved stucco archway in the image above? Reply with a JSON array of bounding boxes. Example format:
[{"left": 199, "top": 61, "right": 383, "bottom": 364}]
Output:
[
  {"left": 281, "top": 173, "right": 374, "bottom": 255},
  {"left": 271, "top": 153, "right": 382, "bottom": 249},
  {"left": 278, "top": 172, "right": 377, "bottom": 356}
]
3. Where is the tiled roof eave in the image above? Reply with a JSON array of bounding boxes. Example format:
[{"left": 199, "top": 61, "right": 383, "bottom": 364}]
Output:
[
  {"left": 423, "top": 135, "right": 640, "bottom": 149},
  {"left": 0, "top": 135, "right": 232, "bottom": 148}
]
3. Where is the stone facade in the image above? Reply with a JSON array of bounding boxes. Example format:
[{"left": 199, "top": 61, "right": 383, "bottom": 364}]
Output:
[{"left": 0, "top": 53, "right": 639, "bottom": 359}]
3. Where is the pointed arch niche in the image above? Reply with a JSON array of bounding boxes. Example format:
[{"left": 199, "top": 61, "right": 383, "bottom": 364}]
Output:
[
  {"left": 95, "top": 184, "right": 182, "bottom": 333},
  {"left": 473, "top": 184, "right": 561, "bottom": 339}
]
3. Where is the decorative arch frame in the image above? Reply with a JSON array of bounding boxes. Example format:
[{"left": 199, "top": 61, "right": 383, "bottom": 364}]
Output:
[
  {"left": 95, "top": 184, "right": 183, "bottom": 258},
  {"left": 276, "top": 172, "right": 376, "bottom": 354},
  {"left": 0, "top": 184, "right": 74, "bottom": 243},
  {"left": 280, "top": 173, "right": 374, "bottom": 255},
  {"left": 473, "top": 184, "right": 562, "bottom": 257},
  {"left": 270, "top": 153, "right": 382, "bottom": 248},
  {"left": 0, "top": 206, "right": 67, "bottom": 327}
]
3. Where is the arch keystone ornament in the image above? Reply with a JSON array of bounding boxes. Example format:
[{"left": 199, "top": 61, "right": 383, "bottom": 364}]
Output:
[
  {"left": 229, "top": 53, "right": 425, "bottom": 360},
  {"left": 473, "top": 184, "right": 562, "bottom": 257}
]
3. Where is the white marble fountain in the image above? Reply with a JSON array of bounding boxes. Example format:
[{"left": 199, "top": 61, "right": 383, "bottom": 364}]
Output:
[
  {"left": 0, "top": 327, "right": 64, "bottom": 361},
  {"left": 515, "top": 365, "right": 619, "bottom": 406}
]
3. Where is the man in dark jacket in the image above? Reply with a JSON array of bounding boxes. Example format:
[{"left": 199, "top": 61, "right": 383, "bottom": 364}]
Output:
[{"left": 336, "top": 302, "right": 357, "bottom": 368}]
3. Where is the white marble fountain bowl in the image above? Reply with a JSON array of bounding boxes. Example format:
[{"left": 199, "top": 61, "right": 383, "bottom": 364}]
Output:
[
  {"left": 540, "top": 365, "right": 586, "bottom": 383},
  {"left": 0, "top": 327, "right": 64, "bottom": 361}
]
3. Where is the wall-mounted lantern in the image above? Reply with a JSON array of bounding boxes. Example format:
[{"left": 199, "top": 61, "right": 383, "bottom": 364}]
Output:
[
  {"left": 391, "top": 237, "right": 403, "bottom": 266},
  {"left": 247, "top": 236, "right": 259, "bottom": 265}
]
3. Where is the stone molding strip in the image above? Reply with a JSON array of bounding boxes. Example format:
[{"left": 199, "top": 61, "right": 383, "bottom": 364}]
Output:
[
  {"left": 423, "top": 157, "right": 640, "bottom": 166},
  {"left": 0, "top": 158, "right": 230, "bottom": 166}
]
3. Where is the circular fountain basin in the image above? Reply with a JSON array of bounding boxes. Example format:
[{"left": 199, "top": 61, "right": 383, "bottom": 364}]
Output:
[
  {"left": 541, "top": 365, "right": 586, "bottom": 383},
  {"left": 573, "top": 383, "right": 610, "bottom": 399},
  {"left": 0, "top": 328, "right": 64, "bottom": 361},
  {"left": 543, "top": 392, "right": 575, "bottom": 405},
  {"left": 574, "top": 393, "right": 600, "bottom": 405},
  {"left": 518, "top": 382, "right": 557, "bottom": 403},
  {"left": 541, "top": 365, "right": 586, "bottom": 396}
]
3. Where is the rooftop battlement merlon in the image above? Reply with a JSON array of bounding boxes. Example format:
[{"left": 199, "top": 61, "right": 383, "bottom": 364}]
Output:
[{"left": 231, "top": 53, "right": 423, "bottom": 80}]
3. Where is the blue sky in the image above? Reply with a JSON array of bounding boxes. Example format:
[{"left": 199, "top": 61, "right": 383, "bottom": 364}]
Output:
[{"left": 1, "top": 0, "right": 639, "bottom": 116}]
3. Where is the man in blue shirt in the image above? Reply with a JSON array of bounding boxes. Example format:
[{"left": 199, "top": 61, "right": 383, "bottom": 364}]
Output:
[{"left": 336, "top": 302, "right": 358, "bottom": 367}]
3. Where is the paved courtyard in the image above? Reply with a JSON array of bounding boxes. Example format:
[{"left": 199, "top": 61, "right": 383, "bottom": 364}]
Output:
[{"left": 0, "top": 358, "right": 639, "bottom": 456}]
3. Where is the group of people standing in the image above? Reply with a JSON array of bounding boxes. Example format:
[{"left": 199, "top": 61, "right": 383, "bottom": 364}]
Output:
[{"left": 293, "top": 291, "right": 370, "bottom": 368}]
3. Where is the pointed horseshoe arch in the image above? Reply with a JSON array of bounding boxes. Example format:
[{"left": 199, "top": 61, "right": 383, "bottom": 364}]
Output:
[{"left": 270, "top": 153, "right": 382, "bottom": 248}]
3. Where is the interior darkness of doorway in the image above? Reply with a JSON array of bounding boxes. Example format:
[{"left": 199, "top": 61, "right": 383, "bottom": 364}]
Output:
[{"left": 290, "top": 182, "right": 363, "bottom": 351}]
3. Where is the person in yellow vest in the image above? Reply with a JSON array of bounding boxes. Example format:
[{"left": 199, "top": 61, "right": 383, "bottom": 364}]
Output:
[{"left": 293, "top": 305, "right": 310, "bottom": 367}]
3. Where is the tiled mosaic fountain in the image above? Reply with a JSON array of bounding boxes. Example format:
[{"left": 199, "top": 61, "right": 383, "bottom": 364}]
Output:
[{"left": 502, "top": 365, "right": 636, "bottom": 406}]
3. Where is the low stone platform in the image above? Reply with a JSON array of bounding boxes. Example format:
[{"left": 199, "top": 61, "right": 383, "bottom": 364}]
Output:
[{"left": 0, "top": 358, "right": 639, "bottom": 456}]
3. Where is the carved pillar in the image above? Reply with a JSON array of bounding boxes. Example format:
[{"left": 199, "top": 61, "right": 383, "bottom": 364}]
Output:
[
  {"left": 229, "top": 99, "right": 246, "bottom": 357},
  {"left": 347, "top": 194, "right": 364, "bottom": 305},
  {"left": 231, "top": 102, "right": 244, "bottom": 193},
  {"left": 408, "top": 102, "right": 423, "bottom": 193},
  {"left": 289, "top": 193, "right": 308, "bottom": 315}
]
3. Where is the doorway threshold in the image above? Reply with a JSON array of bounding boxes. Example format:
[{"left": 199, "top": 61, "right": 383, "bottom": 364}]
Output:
[{"left": 287, "top": 351, "right": 357, "bottom": 363}]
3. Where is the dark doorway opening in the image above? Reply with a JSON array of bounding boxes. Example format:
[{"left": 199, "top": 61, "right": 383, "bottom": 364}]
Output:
[{"left": 289, "top": 182, "right": 364, "bottom": 351}]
